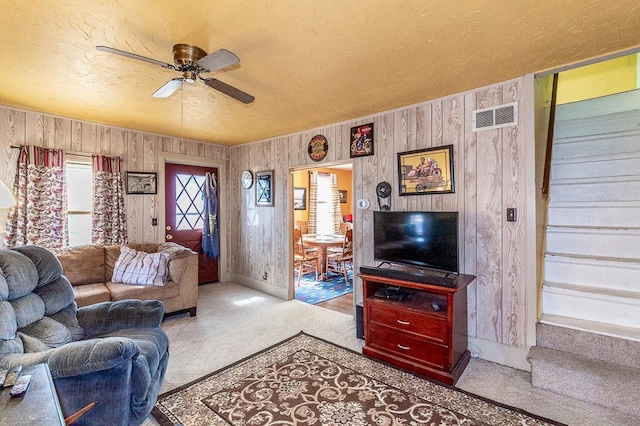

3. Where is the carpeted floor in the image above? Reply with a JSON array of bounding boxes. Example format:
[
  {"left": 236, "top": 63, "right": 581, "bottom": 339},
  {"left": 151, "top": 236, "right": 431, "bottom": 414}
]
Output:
[
  {"left": 152, "top": 332, "right": 564, "bottom": 426},
  {"left": 294, "top": 270, "right": 353, "bottom": 304}
]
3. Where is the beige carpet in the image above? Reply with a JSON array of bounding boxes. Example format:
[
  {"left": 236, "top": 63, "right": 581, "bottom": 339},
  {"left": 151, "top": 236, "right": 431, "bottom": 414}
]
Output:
[
  {"left": 153, "top": 332, "right": 563, "bottom": 426},
  {"left": 142, "top": 282, "right": 640, "bottom": 426}
]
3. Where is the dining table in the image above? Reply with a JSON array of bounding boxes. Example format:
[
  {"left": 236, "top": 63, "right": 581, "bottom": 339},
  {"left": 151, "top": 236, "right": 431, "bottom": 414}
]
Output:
[{"left": 302, "top": 234, "right": 345, "bottom": 281}]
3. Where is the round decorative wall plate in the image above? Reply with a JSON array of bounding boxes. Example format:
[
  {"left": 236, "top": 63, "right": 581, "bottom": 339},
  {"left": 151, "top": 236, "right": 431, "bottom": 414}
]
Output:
[{"left": 308, "top": 135, "right": 328, "bottom": 162}]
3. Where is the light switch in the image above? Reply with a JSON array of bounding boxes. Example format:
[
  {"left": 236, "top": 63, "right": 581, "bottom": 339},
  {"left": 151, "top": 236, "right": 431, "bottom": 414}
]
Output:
[{"left": 506, "top": 208, "right": 517, "bottom": 222}]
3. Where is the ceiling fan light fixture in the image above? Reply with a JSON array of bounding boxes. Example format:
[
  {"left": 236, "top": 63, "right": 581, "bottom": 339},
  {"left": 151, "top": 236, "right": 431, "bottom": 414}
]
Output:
[
  {"left": 153, "top": 78, "right": 185, "bottom": 98},
  {"left": 173, "top": 44, "right": 206, "bottom": 67},
  {"left": 183, "top": 70, "right": 197, "bottom": 83},
  {"left": 97, "top": 43, "right": 253, "bottom": 103}
]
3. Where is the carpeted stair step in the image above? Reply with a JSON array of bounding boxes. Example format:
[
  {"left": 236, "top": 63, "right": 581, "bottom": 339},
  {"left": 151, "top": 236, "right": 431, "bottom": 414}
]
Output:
[
  {"left": 528, "top": 323, "right": 640, "bottom": 417},
  {"left": 527, "top": 346, "right": 640, "bottom": 417},
  {"left": 535, "top": 322, "right": 640, "bottom": 368}
]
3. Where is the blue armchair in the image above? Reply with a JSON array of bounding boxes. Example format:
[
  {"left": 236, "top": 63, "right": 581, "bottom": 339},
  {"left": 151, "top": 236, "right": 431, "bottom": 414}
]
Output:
[{"left": 0, "top": 246, "right": 169, "bottom": 426}]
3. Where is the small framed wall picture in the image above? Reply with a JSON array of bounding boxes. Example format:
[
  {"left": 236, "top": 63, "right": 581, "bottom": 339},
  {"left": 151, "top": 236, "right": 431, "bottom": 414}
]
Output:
[
  {"left": 350, "top": 123, "right": 374, "bottom": 158},
  {"left": 256, "top": 170, "right": 274, "bottom": 206},
  {"left": 293, "top": 187, "right": 307, "bottom": 210},
  {"left": 126, "top": 172, "right": 157, "bottom": 194}
]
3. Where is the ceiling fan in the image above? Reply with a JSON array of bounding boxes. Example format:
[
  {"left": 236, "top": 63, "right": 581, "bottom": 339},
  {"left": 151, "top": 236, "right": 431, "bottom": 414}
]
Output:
[{"left": 96, "top": 44, "right": 255, "bottom": 104}]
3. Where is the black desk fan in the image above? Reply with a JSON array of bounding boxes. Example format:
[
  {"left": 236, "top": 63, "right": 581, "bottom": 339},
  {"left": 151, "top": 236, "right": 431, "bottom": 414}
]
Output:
[{"left": 376, "top": 181, "right": 392, "bottom": 211}]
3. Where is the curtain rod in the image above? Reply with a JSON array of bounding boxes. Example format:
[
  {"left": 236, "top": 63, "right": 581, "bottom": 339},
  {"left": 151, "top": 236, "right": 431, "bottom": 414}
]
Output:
[{"left": 10, "top": 145, "right": 93, "bottom": 158}]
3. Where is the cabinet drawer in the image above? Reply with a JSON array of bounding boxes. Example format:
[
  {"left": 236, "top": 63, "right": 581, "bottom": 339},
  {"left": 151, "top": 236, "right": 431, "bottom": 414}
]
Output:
[
  {"left": 368, "top": 325, "right": 449, "bottom": 369},
  {"left": 367, "top": 302, "right": 448, "bottom": 343}
]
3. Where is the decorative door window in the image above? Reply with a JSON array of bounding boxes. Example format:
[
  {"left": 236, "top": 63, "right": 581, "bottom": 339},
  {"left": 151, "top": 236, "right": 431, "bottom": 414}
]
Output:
[{"left": 175, "top": 174, "right": 206, "bottom": 230}]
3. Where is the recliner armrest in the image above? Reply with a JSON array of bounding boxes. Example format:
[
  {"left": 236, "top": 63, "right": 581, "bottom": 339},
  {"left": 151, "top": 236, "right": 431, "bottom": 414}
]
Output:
[
  {"left": 77, "top": 299, "right": 165, "bottom": 337},
  {"left": 47, "top": 336, "right": 139, "bottom": 378}
]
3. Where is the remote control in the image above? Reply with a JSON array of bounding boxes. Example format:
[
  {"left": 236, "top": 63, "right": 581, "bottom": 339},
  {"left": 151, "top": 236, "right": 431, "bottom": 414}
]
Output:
[
  {"left": 0, "top": 368, "right": 8, "bottom": 386},
  {"left": 3, "top": 366, "right": 22, "bottom": 388},
  {"left": 10, "top": 374, "right": 31, "bottom": 397}
]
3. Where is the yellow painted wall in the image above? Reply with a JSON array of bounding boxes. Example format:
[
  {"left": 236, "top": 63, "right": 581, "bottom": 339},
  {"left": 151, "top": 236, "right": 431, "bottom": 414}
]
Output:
[
  {"left": 292, "top": 168, "right": 352, "bottom": 224},
  {"left": 557, "top": 54, "right": 638, "bottom": 104}
]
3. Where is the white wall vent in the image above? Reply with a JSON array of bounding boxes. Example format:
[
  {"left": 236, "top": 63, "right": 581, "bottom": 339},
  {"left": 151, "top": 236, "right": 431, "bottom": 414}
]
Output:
[{"left": 472, "top": 102, "right": 518, "bottom": 132}]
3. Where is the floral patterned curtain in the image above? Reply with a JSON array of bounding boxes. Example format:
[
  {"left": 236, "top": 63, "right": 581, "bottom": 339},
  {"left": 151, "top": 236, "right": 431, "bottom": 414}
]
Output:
[
  {"left": 92, "top": 154, "right": 127, "bottom": 244},
  {"left": 5, "top": 145, "right": 68, "bottom": 248},
  {"left": 308, "top": 171, "right": 318, "bottom": 234}
]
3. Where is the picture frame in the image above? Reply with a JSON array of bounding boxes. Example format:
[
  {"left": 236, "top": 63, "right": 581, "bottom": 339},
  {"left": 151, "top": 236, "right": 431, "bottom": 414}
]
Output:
[
  {"left": 350, "top": 123, "right": 374, "bottom": 158},
  {"left": 339, "top": 190, "right": 347, "bottom": 203},
  {"left": 397, "top": 145, "right": 454, "bottom": 195},
  {"left": 126, "top": 172, "right": 157, "bottom": 194},
  {"left": 256, "top": 170, "right": 274, "bottom": 206},
  {"left": 293, "top": 187, "right": 307, "bottom": 210}
]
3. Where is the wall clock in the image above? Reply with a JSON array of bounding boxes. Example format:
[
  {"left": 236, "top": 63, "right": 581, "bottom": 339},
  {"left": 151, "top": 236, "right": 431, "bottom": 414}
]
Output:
[
  {"left": 308, "top": 135, "right": 328, "bottom": 162},
  {"left": 241, "top": 170, "right": 253, "bottom": 189}
]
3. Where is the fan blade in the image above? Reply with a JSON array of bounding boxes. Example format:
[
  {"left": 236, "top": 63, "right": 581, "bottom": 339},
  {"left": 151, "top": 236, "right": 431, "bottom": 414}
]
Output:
[
  {"left": 96, "top": 46, "right": 175, "bottom": 70},
  {"left": 204, "top": 78, "right": 255, "bottom": 104},
  {"left": 153, "top": 78, "right": 185, "bottom": 98},
  {"left": 196, "top": 49, "right": 240, "bottom": 72}
]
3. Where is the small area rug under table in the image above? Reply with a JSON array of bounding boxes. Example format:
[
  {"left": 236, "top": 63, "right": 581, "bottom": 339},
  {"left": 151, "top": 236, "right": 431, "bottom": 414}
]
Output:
[
  {"left": 152, "top": 332, "right": 565, "bottom": 426},
  {"left": 294, "top": 271, "right": 353, "bottom": 304}
]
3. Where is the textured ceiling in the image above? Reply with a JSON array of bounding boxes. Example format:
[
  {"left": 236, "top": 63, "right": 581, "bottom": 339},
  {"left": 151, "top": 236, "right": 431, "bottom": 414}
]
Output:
[{"left": 1, "top": 1, "right": 639, "bottom": 145}]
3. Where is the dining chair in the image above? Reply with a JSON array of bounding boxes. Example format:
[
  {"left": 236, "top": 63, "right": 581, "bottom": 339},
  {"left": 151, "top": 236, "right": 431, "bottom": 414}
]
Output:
[
  {"left": 294, "top": 228, "right": 318, "bottom": 285},
  {"left": 295, "top": 221, "right": 317, "bottom": 256},
  {"left": 294, "top": 220, "right": 309, "bottom": 234},
  {"left": 339, "top": 221, "right": 353, "bottom": 235},
  {"left": 329, "top": 222, "right": 353, "bottom": 256},
  {"left": 326, "top": 228, "right": 353, "bottom": 281}
]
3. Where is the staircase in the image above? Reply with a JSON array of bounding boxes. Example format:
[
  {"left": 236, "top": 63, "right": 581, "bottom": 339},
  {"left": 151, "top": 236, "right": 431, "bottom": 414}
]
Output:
[
  {"left": 541, "top": 90, "right": 640, "bottom": 337},
  {"left": 528, "top": 323, "right": 640, "bottom": 417},
  {"left": 528, "top": 90, "right": 640, "bottom": 416}
]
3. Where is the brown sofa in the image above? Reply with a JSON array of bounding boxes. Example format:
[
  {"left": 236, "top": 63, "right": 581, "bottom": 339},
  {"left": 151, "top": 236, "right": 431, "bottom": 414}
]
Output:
[{"left": 54, "top": 242, "right": 198, "bottom": 317}]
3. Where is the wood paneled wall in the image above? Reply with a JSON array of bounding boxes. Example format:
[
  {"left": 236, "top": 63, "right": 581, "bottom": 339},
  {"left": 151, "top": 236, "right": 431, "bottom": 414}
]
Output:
[
  {"left": 0, "top": 106, "right": 228, "bottom": 244},
  {"left": 0, "top": 76, "right": 533, "bottom": 363},
  {"left": 229, "top": 77, "right": 531, "bottom": 355}
]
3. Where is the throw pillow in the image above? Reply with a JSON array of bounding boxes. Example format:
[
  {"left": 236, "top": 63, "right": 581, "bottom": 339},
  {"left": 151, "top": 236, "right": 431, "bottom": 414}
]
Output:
[{"left": 111, "top": 246, "right": 169, "bottom": 286}]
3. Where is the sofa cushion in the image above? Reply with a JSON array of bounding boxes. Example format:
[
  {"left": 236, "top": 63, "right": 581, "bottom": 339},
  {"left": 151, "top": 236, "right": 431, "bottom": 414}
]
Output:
[
  {"left": 20, "top": 316, "right": 72, "bottom": 349},
  {"left": 112, "top": 246, "right": 169, "bottom": 286},
  {"left": 0, "top": 250, "right": 39, "bottom": 299},
  {"left": 55, "top": 245, "right": 106, "bottom": 286},
  {"left": 106, "top": 281, "right": 180, "bottom": 302},
  {"left": 73, "top": 283, "right": 112, "bottom": 308}
]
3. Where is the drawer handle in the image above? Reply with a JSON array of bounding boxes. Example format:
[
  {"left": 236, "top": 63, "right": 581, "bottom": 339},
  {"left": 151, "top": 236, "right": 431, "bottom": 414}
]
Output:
[
  {"left": 397, "top": 344, "right": 411, "bottom": 351},
  {"left": 397, "top": 319, "right": 411, "bottom": 325}
]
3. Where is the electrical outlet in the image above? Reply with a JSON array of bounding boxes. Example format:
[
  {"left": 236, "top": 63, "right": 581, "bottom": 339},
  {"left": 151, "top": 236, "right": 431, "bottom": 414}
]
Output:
[
  {"left": 262, "top": 272, "right": 268, "bottom": 280},
  {"left": 506, "top": 208, "right": 517, "bottom": 222}
]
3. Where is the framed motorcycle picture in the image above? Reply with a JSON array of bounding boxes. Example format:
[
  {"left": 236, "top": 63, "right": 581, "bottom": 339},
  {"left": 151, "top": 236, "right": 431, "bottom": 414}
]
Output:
[
  {"left": 397, "top": 145, "right": 454, "bottom": 195},
  {"left": 350, "top": 123, "right": 374, "bottom": 158}
]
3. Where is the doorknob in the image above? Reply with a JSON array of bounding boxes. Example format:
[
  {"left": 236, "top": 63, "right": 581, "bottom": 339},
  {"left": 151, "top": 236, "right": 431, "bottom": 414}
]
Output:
[
  {"left": 166, "top": 234, "right": 173, "bottom": 240},
  {"left": 166, "top": 226, "right": 172, "bottom": 231}
]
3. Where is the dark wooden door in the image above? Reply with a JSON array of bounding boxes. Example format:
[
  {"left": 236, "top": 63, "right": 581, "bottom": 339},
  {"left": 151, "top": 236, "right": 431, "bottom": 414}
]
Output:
[{"left": 165, "top": 163, "right": 219, "bottom": 284}]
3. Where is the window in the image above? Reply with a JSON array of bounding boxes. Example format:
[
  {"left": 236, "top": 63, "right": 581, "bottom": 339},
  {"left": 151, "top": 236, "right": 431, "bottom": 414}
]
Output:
[
  {"left": 316, "top": 173, "right": 334, "bottom": 235},
  {"left": 175, "top": 173, "right": 206, "bottom": 230},
  {"left": 66, "top": 158, "right": 92, "bottom": 246}
]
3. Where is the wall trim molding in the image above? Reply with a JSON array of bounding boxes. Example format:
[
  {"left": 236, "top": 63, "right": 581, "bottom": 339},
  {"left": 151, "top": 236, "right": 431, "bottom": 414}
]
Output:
[{"left": 229, "top": 273, "right": 289, "bottom": 300}]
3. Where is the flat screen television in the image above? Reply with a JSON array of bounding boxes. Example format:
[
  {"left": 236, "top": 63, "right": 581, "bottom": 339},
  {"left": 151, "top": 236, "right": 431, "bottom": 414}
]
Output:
[{"left": 373, "top": 211, "right": 459, "bottom": 274}]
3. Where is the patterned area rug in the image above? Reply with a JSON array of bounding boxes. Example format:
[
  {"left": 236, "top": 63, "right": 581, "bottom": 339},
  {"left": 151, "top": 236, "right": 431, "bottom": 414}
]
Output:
[
  {"left": 294, "top": 271, "right": 353, "bottom": 304},
  {"left": 152, "top": 332, "right": 565, "bottom": 426}
]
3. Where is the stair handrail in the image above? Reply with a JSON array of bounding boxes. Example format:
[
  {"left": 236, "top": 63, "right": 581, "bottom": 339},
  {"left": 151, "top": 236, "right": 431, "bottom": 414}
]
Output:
[{"left": 541, "top": 73, "right": 559, "bottom": 196}]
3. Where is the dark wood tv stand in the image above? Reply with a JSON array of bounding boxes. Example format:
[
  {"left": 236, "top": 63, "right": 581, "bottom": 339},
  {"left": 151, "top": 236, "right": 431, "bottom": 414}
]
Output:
[{"left": 361, "top": 271, "right": 475, "bottom": 385}]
